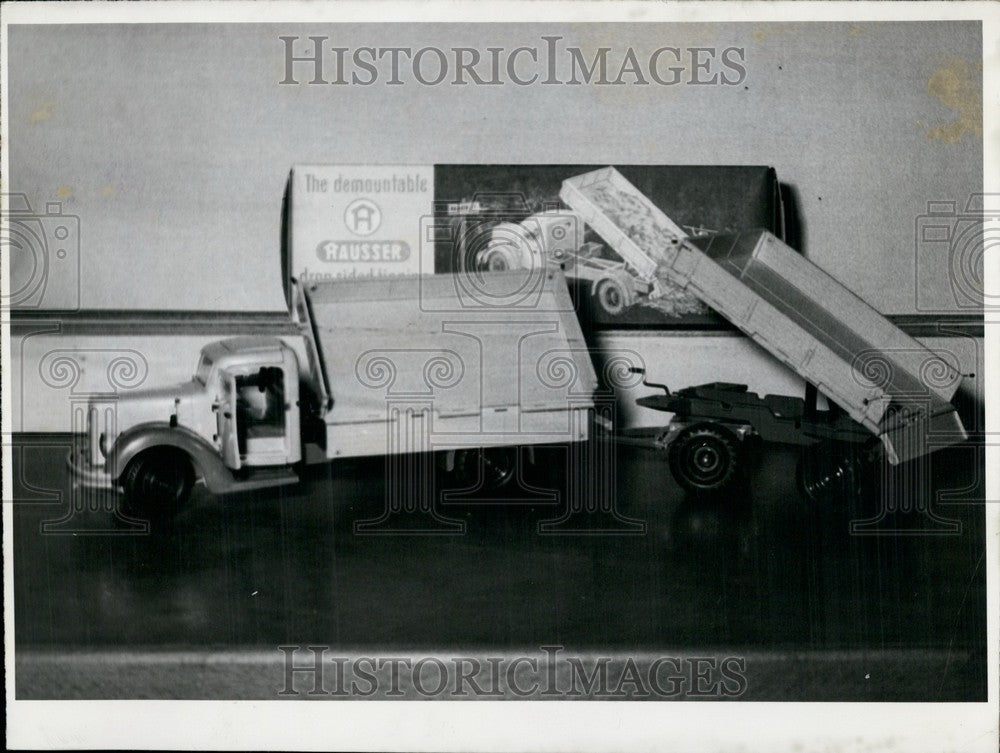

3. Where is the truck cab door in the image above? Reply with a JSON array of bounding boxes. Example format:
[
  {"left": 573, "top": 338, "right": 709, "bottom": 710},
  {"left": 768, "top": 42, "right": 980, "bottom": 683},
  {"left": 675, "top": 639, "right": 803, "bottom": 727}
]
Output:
[
  {"left": 232, "top": 360, "right": 300, "bottom": 467},
  {"left": 216, "top": 371, "right": 241, "bottom": 470}
]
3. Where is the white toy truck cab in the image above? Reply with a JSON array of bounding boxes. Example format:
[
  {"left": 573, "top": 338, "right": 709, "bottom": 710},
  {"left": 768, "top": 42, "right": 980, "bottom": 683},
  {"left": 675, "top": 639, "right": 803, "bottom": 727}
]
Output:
[
  {"left": 70, "top": 270, "right": 598, "bottom": 521},
  {"left": 76, "top": 336, "right": 308, "bottom": 516}
]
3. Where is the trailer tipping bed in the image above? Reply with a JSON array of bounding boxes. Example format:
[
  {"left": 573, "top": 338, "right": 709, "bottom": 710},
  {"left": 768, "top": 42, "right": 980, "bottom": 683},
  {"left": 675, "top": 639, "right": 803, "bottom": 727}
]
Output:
[{"left": 560, "top": 167, "right": 967, "bottom": 464}]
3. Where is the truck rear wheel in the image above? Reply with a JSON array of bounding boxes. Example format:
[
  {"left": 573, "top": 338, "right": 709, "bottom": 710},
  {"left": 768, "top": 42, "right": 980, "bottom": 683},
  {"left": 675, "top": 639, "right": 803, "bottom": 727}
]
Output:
[
  {"left": 667, "top": 425, "right": 741, "bottom": 494},
  {"left": 453, "top": 447, "right": 517, "bottom": 491},
  {"left": 596, "top": 277, "right": 631, "bottom": 316},
  {"left": 121, "top": 449, "right": 194, "bottom": 523}
]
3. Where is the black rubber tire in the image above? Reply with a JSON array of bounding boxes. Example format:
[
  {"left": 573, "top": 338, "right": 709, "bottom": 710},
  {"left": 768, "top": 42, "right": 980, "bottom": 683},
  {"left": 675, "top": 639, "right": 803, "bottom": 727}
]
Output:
[
  {"left": 121, "top": 449, "right": 194, "bottom": 522},
  {"left": 453, "top": 447, "right": 517, "bottom": 491},
  {"left": 667, "top": 425, "right": 741, "bottom": 494},
  {"left": 796, "top": 441, "right": 864, "bottom": 504},
  {"left": 595, "top": 278, "right": 629, "bottom": 316}
]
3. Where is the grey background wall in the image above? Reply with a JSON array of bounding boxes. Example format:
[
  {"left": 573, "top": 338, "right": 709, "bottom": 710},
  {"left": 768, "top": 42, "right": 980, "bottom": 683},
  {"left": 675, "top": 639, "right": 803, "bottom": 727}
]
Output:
[
  {"left": 8, "top": 22, "right": 983, "bottom": 313},
  {"left": 8, "top": 22, "right": 984, "bottom": 432},
  {"left": 9, "top": 329, "right": 983, "bottom": 433}
]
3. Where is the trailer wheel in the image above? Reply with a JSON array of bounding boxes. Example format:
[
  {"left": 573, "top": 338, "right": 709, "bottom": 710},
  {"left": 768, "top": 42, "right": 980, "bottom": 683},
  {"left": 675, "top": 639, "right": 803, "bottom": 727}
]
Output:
[
  {"left": 796, "top": 441, "right": 864, "bottom": 504},
  {"left": 453, "top": 447, "right": 517, "bottom": 491},
  {"left": 121, "top": 449, "right": 194, "bottom": 523},
  {"left": 667, "top": 425, "right": 741, "bottom": 494},
  {"left": 595, "top": 277, "right": 630, "bottom": 316}
]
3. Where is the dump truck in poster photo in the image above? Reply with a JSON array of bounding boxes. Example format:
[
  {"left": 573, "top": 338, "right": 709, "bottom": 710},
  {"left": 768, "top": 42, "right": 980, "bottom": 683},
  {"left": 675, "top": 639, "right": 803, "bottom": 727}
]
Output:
[{"left": 475, "top": 209, "right": 657, "bottom": 316}]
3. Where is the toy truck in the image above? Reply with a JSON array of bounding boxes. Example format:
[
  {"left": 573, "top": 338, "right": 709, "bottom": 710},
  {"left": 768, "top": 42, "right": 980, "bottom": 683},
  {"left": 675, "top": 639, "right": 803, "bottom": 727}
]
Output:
[
  {"left": 474, "top": 210, "right": 658, "bottom": 316},
  {"left": 558, "top": 167, "right": 968, "bottom": 494},
  {"left": 69, "top": 269, "right": 597, "bottom": 519}
]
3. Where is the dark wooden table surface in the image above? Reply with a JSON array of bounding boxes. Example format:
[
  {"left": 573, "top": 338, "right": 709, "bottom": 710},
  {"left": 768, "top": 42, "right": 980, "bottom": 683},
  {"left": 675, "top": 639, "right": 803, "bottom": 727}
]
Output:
[{"left": 11, "top": 434, "right": 987, "bottom": 700}]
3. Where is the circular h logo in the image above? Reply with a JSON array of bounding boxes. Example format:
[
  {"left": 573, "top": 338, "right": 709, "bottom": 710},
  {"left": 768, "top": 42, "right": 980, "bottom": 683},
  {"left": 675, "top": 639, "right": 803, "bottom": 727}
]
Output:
[{"left": 344, "top": 198, "right": 382, "bottom": 237}]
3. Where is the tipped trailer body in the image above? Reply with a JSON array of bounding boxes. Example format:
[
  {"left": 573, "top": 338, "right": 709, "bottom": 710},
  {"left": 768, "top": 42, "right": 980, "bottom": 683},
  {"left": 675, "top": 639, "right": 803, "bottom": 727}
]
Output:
[{"left": 560, "top": 167, "right": 967, "bottom": 467}]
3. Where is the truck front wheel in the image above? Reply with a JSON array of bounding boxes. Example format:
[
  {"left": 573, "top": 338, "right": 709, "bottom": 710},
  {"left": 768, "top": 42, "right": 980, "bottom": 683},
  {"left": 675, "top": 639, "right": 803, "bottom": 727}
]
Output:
[
  {"left": 483, "top": 247, "right": 521, "bottom": 272},
  {"left": 595, "top": 277, "right": 631, "bottom": 316},
  {"left": 667, "top": 425, "right": 741, "bottom": 494},
  {"left": 121, "top": 449, "right": 194, "bottom": 523}
]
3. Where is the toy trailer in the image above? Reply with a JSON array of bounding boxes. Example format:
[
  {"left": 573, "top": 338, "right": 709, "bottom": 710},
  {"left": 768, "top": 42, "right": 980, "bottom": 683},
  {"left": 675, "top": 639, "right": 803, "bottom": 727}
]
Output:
[
  {"left": 628, "top": 376, "right": 877, "bottom": 497},
  {"left": 560, "top": 167, "right": 967, "bottom": 471},
  {"left": 70, "top": 269, "right": 597, "bottom": 520}
]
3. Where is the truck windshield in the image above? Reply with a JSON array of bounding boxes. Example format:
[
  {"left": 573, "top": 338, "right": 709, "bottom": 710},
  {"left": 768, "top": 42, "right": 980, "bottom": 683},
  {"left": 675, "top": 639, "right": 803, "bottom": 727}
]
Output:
[{"left": 194, "top": 354, "right": 213, "bottom": 385}]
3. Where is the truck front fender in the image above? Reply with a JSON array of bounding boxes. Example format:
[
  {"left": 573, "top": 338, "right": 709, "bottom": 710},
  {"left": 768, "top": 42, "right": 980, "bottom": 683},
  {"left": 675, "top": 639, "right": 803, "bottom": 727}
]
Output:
[{"left": 108, "top": 423, "right": 236, "bottom": 494}]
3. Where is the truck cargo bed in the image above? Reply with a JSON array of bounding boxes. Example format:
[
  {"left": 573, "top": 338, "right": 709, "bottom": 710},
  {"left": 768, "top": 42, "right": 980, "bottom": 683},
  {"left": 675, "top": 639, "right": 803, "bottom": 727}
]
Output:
[
  {"left": 300, "top": 270, "right": 597, "bottom": 459},
  {"left": 560, "top": 167, "right": 966, "bottom": 463}
]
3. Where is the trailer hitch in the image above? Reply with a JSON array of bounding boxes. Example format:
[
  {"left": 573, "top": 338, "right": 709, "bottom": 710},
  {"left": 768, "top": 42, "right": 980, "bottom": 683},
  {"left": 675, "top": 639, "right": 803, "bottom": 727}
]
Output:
[{"left": 628, "top": 367, "right": 670, "bottom": 397}]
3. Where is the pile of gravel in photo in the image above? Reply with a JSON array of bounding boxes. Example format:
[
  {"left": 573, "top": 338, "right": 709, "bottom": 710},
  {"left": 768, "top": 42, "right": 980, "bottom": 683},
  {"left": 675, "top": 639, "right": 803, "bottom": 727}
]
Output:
[{"left": 584, "top": 183, "right": 712, "bottom": 318}]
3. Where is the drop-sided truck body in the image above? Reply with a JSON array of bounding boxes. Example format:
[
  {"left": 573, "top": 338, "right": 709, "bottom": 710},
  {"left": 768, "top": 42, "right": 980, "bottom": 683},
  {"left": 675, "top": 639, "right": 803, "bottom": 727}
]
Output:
[{"left": 69, "top": 269, "right": 597, "bottom": 517}]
